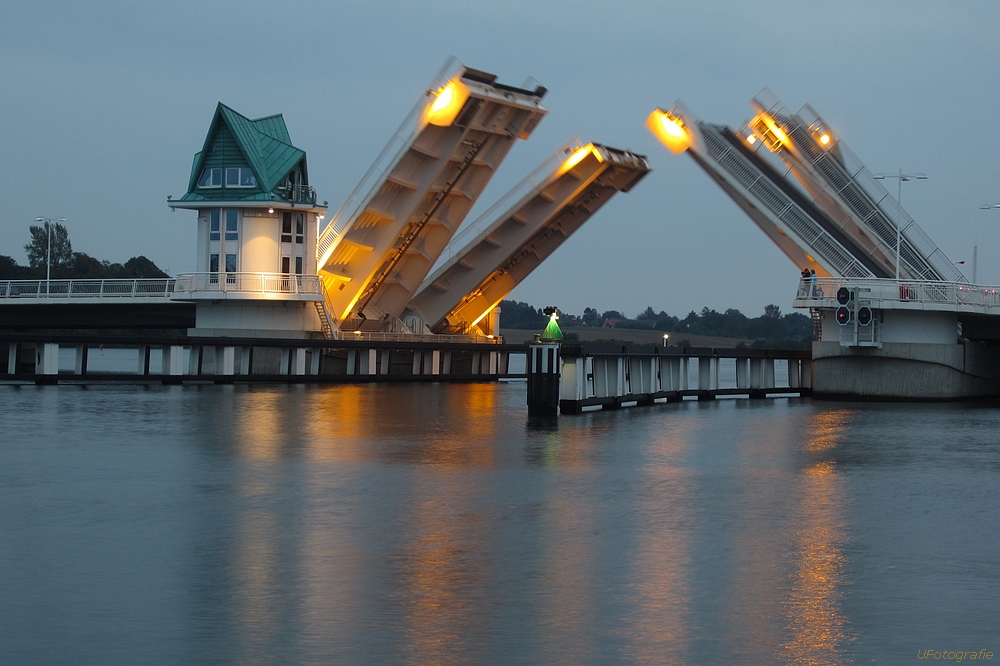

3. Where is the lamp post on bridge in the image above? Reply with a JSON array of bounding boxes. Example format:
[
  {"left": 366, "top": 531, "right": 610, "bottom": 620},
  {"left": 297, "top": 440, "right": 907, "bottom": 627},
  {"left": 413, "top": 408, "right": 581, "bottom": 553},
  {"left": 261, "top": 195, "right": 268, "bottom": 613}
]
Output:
[
  {"left": 873, "top": 169, "right": 928, "bottom": 281},
  {"left": 34, "top": 217, "right": 66, "bottom": 296},
  {"left": 979, "top": 203, "right": 1000, "bottom": 284}
]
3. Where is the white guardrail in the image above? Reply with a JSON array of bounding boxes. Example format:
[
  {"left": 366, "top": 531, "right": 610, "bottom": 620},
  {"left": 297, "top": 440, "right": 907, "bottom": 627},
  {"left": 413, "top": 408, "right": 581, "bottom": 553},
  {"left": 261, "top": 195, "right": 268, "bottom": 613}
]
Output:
[
  {"left": 344, "top": 331, "right": 502, "bottom": 344},
  {"left": 172, "top": 272, "right": 323, "bottom": 296},
  {"left": 0, "top": 278, "right": 175, "bottom": 299},
  {"left": 795, "top": 278, "right": 1000, "bottom": 313}
]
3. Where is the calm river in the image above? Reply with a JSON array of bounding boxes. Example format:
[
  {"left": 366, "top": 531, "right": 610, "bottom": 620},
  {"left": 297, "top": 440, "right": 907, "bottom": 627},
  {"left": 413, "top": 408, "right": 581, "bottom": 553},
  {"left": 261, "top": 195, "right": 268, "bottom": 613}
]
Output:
[{"left": 1, "top": 382, "right": 997, "bottom": 664}]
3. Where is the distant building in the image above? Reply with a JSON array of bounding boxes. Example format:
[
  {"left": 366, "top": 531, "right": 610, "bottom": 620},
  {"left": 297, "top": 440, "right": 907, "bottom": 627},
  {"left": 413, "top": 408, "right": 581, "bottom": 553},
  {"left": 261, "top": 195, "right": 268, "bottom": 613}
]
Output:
[{"left": 169, "top": 103, "right": 330, "bottom": 338}]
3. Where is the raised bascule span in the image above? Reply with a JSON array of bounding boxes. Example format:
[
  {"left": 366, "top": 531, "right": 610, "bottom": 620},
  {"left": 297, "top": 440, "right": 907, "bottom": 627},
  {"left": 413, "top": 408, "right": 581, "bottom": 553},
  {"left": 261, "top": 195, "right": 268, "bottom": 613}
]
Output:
[
  {"left": 404, "top": 140, "right": 651, "bottom": 335},
  {"left": 317, "top": 59, "right": 547, "bottom": 330},
  {"left": 744, "top": 90, "right": 965, "bottom": 283},
  {"left": 649, "top": 95, "right": 1000, "bottom": 400},
  {"left": 647, "top": 104, "right": 877, "bottom": 280}
]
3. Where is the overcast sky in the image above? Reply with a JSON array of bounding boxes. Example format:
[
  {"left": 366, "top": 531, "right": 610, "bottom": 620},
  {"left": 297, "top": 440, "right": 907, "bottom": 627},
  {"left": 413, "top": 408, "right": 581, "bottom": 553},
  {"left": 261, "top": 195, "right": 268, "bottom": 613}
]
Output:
[{"left": 2, "top": 1, "right": 998, "bottom": 319}]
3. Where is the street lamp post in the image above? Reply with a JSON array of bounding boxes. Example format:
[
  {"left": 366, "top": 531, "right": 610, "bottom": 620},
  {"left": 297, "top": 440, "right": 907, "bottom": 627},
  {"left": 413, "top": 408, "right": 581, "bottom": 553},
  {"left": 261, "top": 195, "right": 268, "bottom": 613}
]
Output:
[
  {"left": 873, "top": 169, "right": 928, "bottom": 280},
  {"left": 980, "top": 204, "right": 1000, "bottom": 284},
  {"left": 34, "top": 216, "right": 67, "bottom": 295}
]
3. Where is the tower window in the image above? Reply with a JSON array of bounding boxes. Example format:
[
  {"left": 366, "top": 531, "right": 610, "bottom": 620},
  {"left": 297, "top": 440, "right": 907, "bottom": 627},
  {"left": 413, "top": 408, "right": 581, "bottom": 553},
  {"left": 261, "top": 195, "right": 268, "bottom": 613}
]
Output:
[
  {"left": 226, "top": 168, "right": 257, "bottom": 188},
  {"left": 281, "top": 212, "right": 292, "bottom": 243},
  {"left": 198, "top": 168, "right": 222, "bottom": 188},
  {"left": 210, "top": 209, "right": 220, "bottom": 240},
  {"left": 225, "top": 209, "right": 239, "bottom": 241},
  {"left": 295, "top": 213, "right": 304, "bottom": 244}
]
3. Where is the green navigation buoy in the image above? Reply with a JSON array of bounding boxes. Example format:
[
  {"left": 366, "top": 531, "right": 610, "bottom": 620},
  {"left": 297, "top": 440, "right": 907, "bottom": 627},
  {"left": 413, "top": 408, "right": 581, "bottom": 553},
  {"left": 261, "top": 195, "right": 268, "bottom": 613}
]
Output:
[{"left": 541, "top": 306, "right": 563, "bottom": 341}]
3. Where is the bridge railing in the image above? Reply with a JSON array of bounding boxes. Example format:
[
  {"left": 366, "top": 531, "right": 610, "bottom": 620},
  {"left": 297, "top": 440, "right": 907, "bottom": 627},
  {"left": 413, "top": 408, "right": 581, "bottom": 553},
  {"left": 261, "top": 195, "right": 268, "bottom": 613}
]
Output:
[
  {"left": 173, "top": 272, "right": 322, "bottom": 296},
  {"left": 0, "top": 278, "right": 175, "bottom": 299},
  {"left": 795, "top": 277, "right": 1000, "bottom": 312}
]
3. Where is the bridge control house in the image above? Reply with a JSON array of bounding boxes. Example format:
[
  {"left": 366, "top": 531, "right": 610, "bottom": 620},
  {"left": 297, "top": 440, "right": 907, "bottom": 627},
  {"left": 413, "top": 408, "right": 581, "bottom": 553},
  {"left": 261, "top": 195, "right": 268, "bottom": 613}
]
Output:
[{"left": 168, "top": 103, "right": 330, "bottom": 339}]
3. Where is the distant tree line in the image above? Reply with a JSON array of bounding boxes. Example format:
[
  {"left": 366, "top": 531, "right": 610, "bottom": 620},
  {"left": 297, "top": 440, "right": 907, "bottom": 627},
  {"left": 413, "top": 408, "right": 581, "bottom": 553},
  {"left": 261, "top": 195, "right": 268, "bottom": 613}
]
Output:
[
  {"left": 500, "top": 300, "right": 814, "bottom": 348},
  {"left": 0, "top": 222, "right": 168, "bottom": 280}
]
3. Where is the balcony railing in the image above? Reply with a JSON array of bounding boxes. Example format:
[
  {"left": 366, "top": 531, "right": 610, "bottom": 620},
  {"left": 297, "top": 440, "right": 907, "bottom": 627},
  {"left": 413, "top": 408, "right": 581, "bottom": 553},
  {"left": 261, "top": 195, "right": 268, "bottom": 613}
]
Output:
[
  {"left": 0, "top": 278, "right": 175, "bottom": 299},
  {"left": 794, "top": 277, "right": 1000, "bottom": 313},
  {"left": 282, "top": 184, "right": 317, "bottom": 205},
  {"left": 172, "top": 272, "right": 322, "bottom": 297}
]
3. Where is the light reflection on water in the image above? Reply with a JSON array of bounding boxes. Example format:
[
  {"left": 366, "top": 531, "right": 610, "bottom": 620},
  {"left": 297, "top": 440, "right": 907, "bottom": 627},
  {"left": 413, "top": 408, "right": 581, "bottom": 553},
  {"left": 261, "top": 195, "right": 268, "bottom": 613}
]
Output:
[{"left": 0, "top": 383, "right": 998, "bottom": 664}]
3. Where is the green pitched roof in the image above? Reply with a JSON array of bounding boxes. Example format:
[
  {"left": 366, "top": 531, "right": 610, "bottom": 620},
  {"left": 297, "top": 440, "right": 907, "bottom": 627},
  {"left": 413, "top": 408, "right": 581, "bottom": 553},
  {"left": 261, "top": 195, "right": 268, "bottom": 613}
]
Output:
[{"left": 183, "top": 103, "right": 307, "bottom": 200}]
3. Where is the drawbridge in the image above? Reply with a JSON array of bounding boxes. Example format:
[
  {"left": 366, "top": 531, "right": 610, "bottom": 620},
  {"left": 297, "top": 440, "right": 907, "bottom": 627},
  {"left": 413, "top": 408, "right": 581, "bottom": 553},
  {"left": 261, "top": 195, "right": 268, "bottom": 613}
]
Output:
[
  {"left": 404, "top": 139, "right": 651, "bottom": 335},
  {"left": 317, "top": 59, "right": 547, "bottom": 331},
  {"left": 745, "top": 90, "right": 964, "bottom": 283},
  {"left": 647, "top": 94, "right": 963, "bottom": 284}
]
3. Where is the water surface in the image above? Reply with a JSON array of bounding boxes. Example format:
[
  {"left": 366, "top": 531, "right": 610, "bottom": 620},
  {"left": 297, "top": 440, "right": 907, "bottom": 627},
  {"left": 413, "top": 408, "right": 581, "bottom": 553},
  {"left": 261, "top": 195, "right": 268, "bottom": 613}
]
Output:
[{"left": 1, "top": 383, "right": 997, "bottom": 664}]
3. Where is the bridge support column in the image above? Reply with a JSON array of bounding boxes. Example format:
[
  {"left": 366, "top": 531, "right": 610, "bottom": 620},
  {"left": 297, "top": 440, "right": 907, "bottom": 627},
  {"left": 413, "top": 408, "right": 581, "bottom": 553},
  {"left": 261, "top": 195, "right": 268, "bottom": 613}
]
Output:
[
  {"left": 189, "top": 346, "right": 203, "bottom": 376},
  {"left": 441, "top": 351, "right": 452, "bottom": 375},
  {"left": 430, "top": 350, "right": 441, "bottom": 376},
  {"left": 138, "top": 345, "right": 151, "bottom": 376},
  {"left": 736, "top": 358, "right": 750, "bottom": 389},
  {"left": 379, "top": 349, "right": 390, "bottom": 375},
  {"left": 660, "top": 357, "right": 680, "bottom": 392},
  {"left": 236, "top": 346, "right": 252, "bottom": 375},
  {"left": 763, "top": 359, "right": 775, "bottom": 389},
  {"left": 74, "top": 345, "right": 88, "bottom": 376},
  {"left": 787, "top": 359, "right": 800, "bottom": 388},
  {"left": 411, "top": 351, "right": 422, "bottom": 376},
  {"left": 292, "top": 348, "right": 307, "bottom": 376},
  {"left": 697, "top": 356, "right": 717, "bottom": 400},
  {"left": 346, "top": 349, "right": 356, "bottom": 375},
  {"left": 470, "top": 351, "right": 481, "bottom": 375},
  {"left": 358, "top": 349, "right": 376, "bottom": 376},
  {"left": 35, "top": 342, "right": 59, "bottom": 384},
  {"left": 309, "top": 348, "right": 321, "bottom": 376},
  {"left": 559, "top": 348, "right": 586, "bottom": 415},
  {"left": 7, "top": 343, "right": 18, "bottom": 375},
  {"left": 162, "top": 345, "right": 184, "bottom": 383},
  {"left": 215, "top": 346, "right": 235, "bottom": 378}
]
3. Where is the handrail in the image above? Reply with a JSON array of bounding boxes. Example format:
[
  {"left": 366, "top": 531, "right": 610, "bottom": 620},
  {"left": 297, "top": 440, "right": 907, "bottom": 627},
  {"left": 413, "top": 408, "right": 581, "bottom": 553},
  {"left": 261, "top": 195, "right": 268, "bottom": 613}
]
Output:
[
  {"left": 343, "top": 331, "right": 502, "bottom": 344},
  {"left": 173, "top": 272, "right": 322, "bottom": 296},
  {"left": 794, "top": 277, "right": 1000, "bottom": 312},
  {"left": 317, "top": 57, "right": 464, "bottom": 267},
  {"left": 0, "top": 278, "right": 175, "bottom": 299}
]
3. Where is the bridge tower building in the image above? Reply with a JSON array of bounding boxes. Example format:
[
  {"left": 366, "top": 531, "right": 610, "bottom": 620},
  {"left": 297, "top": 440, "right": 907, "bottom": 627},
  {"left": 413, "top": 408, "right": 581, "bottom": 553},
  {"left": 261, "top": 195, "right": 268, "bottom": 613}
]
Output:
[{"left": 168, "top": 103, "right": 330, "bottom": 338}]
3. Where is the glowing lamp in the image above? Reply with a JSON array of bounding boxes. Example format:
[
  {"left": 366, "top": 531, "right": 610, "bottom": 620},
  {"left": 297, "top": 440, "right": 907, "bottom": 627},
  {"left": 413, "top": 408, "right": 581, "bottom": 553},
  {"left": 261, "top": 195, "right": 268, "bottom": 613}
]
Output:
[
  {"left": 747, "top": 135, "right": 757, "bottom": 144},
  {"left": 646, "top": 109, "right": 691, "bottom": 154},
  {"left": 819, "top": 134, "right": 830, "bottom": 145},
  {"left": 560, "top": 144, "right": 598, "bottom": 173},
  {"left": 426, "top": 79, "right": 471, "bottom": 126}
]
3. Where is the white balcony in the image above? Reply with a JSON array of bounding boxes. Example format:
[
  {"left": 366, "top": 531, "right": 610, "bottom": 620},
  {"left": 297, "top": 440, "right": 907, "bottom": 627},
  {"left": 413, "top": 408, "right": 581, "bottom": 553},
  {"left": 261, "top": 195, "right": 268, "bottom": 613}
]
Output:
[{"left": 171, "top": 272, "right": 323, "bottom": 301}]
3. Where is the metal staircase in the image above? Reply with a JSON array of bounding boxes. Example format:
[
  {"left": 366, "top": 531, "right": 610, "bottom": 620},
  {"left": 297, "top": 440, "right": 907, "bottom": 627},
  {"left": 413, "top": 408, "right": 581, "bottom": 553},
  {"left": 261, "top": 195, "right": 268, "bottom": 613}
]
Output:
[
  {"left": 314, "top": 300, "right": 337, "bottom": 340},
  {"left": 810, "top": 308, "right": 822, "bottom": 341}
]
